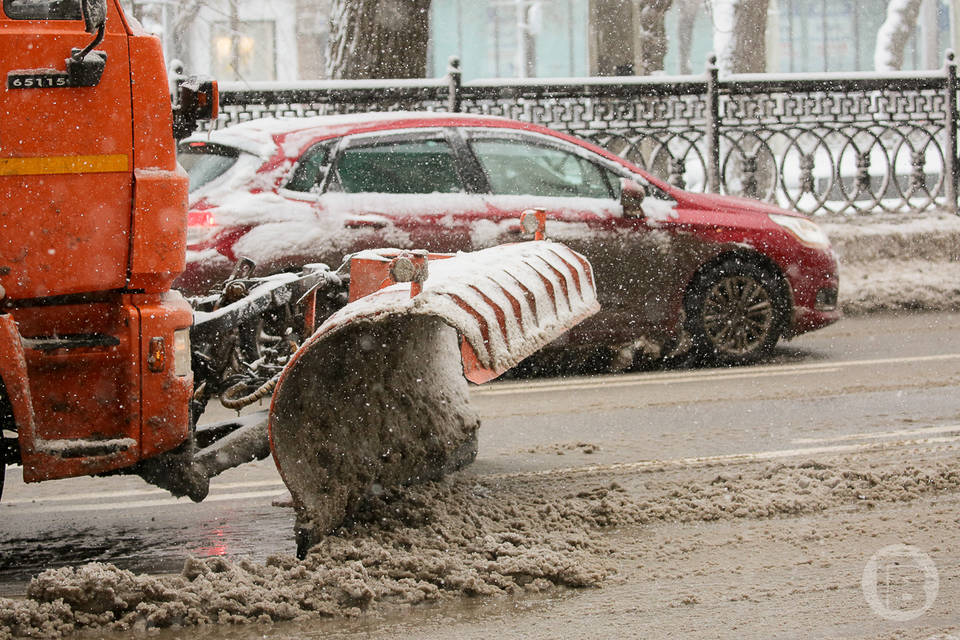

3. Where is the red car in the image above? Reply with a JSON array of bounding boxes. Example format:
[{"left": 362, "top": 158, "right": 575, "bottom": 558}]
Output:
[{"left": 177, "top": 112, "right": 840, "bottom": 365}]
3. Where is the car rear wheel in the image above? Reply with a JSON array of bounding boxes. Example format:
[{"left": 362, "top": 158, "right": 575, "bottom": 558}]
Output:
[{"left": 685, "top": 257, "right": 786, "bottom": 366}]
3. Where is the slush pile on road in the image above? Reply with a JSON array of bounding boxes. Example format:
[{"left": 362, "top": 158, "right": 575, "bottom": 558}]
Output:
[{"left": 3, "top": 449, "right": 960, "bottom": 639}]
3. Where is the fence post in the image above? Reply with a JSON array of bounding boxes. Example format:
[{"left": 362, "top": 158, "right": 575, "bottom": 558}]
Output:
[
  {"left": 705, "top": 54, "right": 721, "bottom": 194},
  {"left": 945, "top": 50, "right": 958, "bottom": 214},
  {"left": 447, "top": 56, "right": 462, "bottom": 113}
]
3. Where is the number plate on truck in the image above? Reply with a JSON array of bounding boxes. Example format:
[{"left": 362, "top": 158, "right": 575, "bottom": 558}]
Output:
[{"left": 7, "top": 72, "right": 71, "bottom": 89}]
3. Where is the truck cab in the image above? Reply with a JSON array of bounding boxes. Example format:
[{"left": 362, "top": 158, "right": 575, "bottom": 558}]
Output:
[{"left": 0, "top": 0, "right": 194, "bottom": 488}]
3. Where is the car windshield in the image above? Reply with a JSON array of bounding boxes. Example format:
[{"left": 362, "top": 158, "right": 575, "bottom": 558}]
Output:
[
  {"left": 178, "top": 142, "right": 246, "bottom": 192},
  {"left": 3, "top": 0, "right": 81, "bottom": 19}
]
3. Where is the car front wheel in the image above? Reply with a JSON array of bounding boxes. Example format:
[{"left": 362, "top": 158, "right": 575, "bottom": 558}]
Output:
[{"left": 684, "top": 258, "right": 786, "bottom": 366}]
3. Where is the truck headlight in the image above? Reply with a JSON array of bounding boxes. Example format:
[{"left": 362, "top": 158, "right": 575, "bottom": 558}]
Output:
[
  {"left": 768, "top": 214, "right": 831, "bottom": 250},
  {"left": 174, "top": 328, "right": 192, "bottom": 377}
]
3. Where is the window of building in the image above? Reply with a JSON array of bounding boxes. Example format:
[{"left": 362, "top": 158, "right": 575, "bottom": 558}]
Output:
[{"left": 210, "top": 20, "right": 276, "bottom": 81}]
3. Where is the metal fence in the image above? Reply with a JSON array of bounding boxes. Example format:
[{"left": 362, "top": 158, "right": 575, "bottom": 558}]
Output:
[{"left": 215, "top": 54, "right": 960, "bottom": 216}]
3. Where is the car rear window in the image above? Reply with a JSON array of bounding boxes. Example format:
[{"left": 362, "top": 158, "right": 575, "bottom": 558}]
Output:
[
  {"left": 178, "top": 142, "right": 244, "bottom": 192},
  {"left": 334, "top": 139, "right": 463, "bottom": 194}
]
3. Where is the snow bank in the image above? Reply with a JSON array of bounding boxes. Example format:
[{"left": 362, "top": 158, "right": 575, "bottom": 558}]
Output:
[{"left": 820, "top": 210, "right": 960, "bottom": 314}]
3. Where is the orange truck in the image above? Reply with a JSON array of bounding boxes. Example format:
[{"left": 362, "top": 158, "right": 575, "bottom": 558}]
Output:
[
  {"left": 0, "top": 0, "right": 209, "bottom": 495},
  {"left": 0, "top": 0, "right": 598, "bottom": 554}
]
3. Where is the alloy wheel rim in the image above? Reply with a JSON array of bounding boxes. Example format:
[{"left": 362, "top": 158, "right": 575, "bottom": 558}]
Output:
[{"left": 702, "top": 275, "right": 774, "bottom": 356}]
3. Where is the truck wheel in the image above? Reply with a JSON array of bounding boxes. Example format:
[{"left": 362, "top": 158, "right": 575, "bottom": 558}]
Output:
[{"left": 684, "top": 257, "right": 786, "bottom": 366}]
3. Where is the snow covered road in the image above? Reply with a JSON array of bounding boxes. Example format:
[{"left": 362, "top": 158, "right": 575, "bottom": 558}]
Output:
[{"left": 2, "top": 311, "right": 960, "bottom": 638}]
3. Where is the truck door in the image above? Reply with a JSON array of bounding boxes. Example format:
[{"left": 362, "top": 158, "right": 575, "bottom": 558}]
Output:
[{"left": 0, "top": 0, "right": 133, "bottom": 300}]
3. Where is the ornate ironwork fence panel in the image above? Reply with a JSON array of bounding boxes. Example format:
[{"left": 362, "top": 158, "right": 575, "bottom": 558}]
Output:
[{"left": 214, "top": 54, "right": 960, "bottom": 215}]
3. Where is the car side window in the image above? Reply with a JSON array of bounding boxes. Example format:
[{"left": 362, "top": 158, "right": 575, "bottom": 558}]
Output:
[
  {"left": 333, "top": 138, "right": 463, "bottom": 194},
  {"left": 470, "top": 139, "right": 614, "bottom": 199},
  {"left": 286, "top": 141, "right": 334, "bottom": 193},
  {"left": 4, "top": 0, "right": 81, "bottom": 19}
]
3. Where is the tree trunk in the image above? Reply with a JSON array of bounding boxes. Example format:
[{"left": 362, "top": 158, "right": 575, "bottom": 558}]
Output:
[
  {"left": 633, "top": 0, "right": 673, "bottom": 75},
  {"left": 326, "top": 0, "right": 432, "bottom": 79},
  {"left": 676, "top": 0, "right": 700, "bottom": 75},
  {"left": 590, "top": 0, "right": 635, "bottom": 75},
  {"left": 590, "top": 0, "right": 673, "bottom": 76},
  {"left": 715, "top": 0, "right": 769, "bottom": 74},
  {"left": 296, "top": 0, "right": 329, "bottom": 79},
  {"left": 874, "top": 0, "right": 924, "bottom": 71}
]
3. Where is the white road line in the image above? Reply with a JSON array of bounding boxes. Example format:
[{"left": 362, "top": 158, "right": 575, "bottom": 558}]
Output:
[
  {"left": 791, "top": 424, "right": 960, "bottom": 445},
  {"left": 474, "top": 365, "right": 841, "bottom": 396},
  {"left": 473, "top": 352, "right": 960, "bottom": 396},
  {"left": 4, "top": 489, "right": 287, "bottom": 514},
  {"left": 7, "top": 434, "right": 959, "bottom": 513},
  {"left": 487, "top": 434, "right": 960, "bottom": 480},
  {"left": 0, "top": 479, "right": 285, "bottom": 506}
]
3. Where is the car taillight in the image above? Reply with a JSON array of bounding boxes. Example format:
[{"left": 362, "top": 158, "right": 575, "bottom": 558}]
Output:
[{"left": 188, "top": 210, "right": 216, "bottom": 227}]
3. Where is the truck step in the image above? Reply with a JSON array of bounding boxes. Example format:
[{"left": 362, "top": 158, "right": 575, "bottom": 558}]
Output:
[
  {"left": 33, "top": 436, "right": 136, "bottom": 459},
  {"left": 21, "top": 333, "right": 120, "bottom": 352}
]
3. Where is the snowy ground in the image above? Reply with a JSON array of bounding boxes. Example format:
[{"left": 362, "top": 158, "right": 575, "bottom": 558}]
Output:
[{"left": 1, "top": 208, "right": 958, "bottom": 639}]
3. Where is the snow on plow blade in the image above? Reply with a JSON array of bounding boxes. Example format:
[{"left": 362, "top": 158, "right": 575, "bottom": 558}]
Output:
[{"left": 268, "top": 241, "right": 599, "bottom": 557}]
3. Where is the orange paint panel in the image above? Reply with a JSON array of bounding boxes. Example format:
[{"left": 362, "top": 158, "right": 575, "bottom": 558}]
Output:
[
  {"left": 13, "top": 299, "right": 142, "bottom": 482},
  {"left": 0, "top": 313, "right": 36, "bottom": 440},
  {"left": 134, "top": 291, "right": 193, "bottom": 459},
  {"left": 129, "top": 167, "right": 189, "bottom": 292},
  {"left": 0, "top": 6, "right": 134, "bottom": 300},
  {"left": 128, "top": 35, "right": 178, "bottom": 171},
  {"left": 0, "top": 173, "right": 132, "bottom": 298}
]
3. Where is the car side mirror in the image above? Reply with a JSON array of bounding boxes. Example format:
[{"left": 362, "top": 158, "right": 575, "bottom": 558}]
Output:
[{"left": 620, "top": 178, "right": 646, "bottom": 218}]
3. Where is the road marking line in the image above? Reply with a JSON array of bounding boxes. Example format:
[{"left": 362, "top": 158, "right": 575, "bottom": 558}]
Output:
[
  {"left": 473, "top": 352, "right": 960, "bottom": 396},
  {"left": 474, "top": 365, "right": 841, "bottom": 396},
  {"left": 4, "top": 489, "right": 287, "bottom": 514},
  {"left": 8, "top": 435, "right": 957, "bottom": 508},
  {"left": 792, "top": 424, "right": 960, "bottom": 445},
  {"left": 486, "top": 434, "right": 960, "bottom": 480},
  {"left": 0, "top": 479, "right": 284, "bottom": 506},
  {"left": 7, "top": 435, "right": 959, "bottom": 512}
]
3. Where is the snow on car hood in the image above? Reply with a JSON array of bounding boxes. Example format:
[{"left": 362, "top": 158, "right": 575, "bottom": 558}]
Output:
[{"left": 674, "top": 189, "right": 798, "bottom": 218}]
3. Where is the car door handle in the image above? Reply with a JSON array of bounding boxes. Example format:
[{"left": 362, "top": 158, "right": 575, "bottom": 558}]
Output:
[{"left": 345, "top": 218, "right": 387, "bottom": 229}]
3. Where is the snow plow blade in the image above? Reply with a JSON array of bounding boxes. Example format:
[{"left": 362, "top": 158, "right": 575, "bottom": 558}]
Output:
[{"left": 268, "top": 241, "right": 599, "bottom": 557}]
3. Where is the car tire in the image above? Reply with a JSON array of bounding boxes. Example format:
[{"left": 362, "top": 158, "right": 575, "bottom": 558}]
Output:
[{"left": 684, "top": 257, "right": 786, "bottom": 366}]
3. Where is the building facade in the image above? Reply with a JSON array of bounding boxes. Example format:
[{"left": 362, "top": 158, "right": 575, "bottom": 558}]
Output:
[
  {"left": 127, "top": 0, "right": 950, "bottom": 82},
  {"left": 430, "top": 0, "right": 950, "bottom": 80}
]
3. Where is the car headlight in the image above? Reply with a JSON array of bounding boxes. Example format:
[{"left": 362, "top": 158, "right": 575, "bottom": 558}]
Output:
[{"left": 768, "top": 213, "right": 831, "bottom": 250}]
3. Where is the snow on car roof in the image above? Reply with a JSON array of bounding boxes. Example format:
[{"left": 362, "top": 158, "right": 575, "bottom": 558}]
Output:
[{"left": 183, "top": 111, "right": 525, "bottom": 159}]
